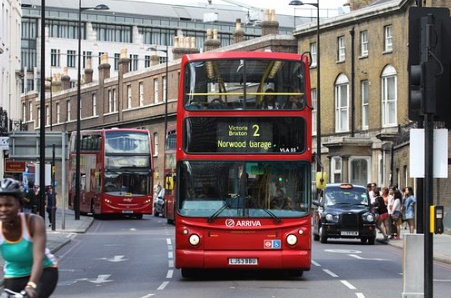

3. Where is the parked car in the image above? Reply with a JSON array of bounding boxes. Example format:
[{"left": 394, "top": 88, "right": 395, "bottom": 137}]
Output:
[{"left": 312, "top": 183, "right": 376, "bottom": 244}]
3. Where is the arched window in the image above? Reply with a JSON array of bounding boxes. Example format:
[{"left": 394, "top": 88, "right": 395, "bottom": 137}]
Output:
[
  {"left": 381, "top": 65, "right": 397, "bottom": 127},
  {"left": 335, "top": 74, "right": 349, "bottom": 132}
]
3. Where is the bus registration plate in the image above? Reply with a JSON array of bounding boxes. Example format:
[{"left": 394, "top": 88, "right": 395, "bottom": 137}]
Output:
[
  {"left": 341, "top": 231, "right": 358, "bottom": 236},
  {"left": 229, "top": 258, "right": 258, "bottom": 265},
  {"left": 122, "top": 210, "right": 133, "bottom": 214}
]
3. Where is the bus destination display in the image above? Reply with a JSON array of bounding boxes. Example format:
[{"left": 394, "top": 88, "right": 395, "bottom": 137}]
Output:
[{"left": 185, "top": 117, "right": 306, "bottom": 154}]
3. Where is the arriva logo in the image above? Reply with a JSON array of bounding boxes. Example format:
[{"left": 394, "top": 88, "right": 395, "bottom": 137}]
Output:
[{"left": 225, "top": 219, "right": 262, "bottom": 227}]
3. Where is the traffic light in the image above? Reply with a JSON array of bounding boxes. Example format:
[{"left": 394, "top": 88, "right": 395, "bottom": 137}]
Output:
[{"left": 408, "top": 7, "right": 451, "bottom": 123}]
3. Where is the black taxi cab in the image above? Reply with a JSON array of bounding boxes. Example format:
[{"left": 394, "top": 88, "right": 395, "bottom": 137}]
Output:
[{"left": 312, "top": 183, "right": 376, "bottom": 244}]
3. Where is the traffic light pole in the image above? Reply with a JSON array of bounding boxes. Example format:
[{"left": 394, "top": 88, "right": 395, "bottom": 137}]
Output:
[{"left": 424, "top": 114, "right": 434, "bottom": 298}]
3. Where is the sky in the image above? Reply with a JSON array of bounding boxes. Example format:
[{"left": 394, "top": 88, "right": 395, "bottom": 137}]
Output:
[{"left": 134, "top": 0, "right": 349, "bottom": 16}]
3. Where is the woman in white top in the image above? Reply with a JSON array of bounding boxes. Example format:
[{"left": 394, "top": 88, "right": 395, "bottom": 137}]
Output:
[{"left": 389, "top": 186, "right": 403, "bottom": 240}]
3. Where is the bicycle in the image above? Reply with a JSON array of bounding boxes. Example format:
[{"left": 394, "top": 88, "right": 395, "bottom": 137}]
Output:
[{"left": 0, "top": 288, "right": 28, "bottom": 298}]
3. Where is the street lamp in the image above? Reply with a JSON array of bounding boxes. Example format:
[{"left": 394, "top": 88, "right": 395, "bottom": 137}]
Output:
[
  {"left": 75, "top": 1, "right": 109, "bottom": 220},
  {"left": 289, "top": 0, "right": 321, "bottom": 171},
  {"left": 148, "top": 45, "right": 169, "bottom": 146}
]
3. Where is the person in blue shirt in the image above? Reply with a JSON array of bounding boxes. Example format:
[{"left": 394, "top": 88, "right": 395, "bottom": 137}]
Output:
[
  {"left": 0, "top": 178, "right": 58, "bottom": 297},
  {"left": 403, "top": 186, "right": 416, "bottom": 233}
]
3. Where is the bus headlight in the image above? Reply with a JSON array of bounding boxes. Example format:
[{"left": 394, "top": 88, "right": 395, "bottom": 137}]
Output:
[
  {"left": 189, "top": 234, "right": 200, "bottom": 246},
  {"left": 286, "top": 234, "right": 298, "bottom": 246}
]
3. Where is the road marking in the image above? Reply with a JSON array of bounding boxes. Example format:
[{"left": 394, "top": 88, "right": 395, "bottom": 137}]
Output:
[
  {"left": 323, "top": 269, "right": 338, "bottom": 277},
  {"left": 356, "top": 293, "right": 366, "bottom": 298},
  {"left": 98, "top": 255, "right": 127, "bottom": 262},
  {"left": 311, "top": 260, "right": 321, "bottom": 267},
  {"left": 341, "top": 280, "right": 356, "bottom": 290},
  {"left": 168, "top": 251, "right": 174, "bottom": 259},
  {"left": 348, "top": 254, "right": 387, "bottom": 261},
  {"left": 325, "top": 249, "right": 362, "bottom": 254},
  {"left": 166, "top": 238, "right": 172, "bottom": 245},
  {"left": 168, "top": 260, "right": 174, "bottom": 268},
  {"left": 157, "top": 281, "right": 170, "bottom": 290},
  {"left": 140, "top": 294, "right": 155, "bottom": 298},
  {"left": 166, "top": 270, "right": 174, "bottom": 279}
]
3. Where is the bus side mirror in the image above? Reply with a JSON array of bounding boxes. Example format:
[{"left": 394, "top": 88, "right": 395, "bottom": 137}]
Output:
[
  {"left": 166, "top": 175, "right": 174, "bottom": 191},
  {"left": 316, "top": 172, "right": 327, "bottom": 190}
]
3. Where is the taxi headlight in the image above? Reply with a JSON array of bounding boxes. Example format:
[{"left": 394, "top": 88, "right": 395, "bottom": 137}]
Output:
[
  {"left": 286, "top": 234, "right": 298, "bottom": 246},
  {"left": 189, "top": 234, "right": 200, "bottom": 246},
  {"left": 366, "top": 213, "right": 375, "bottom": 222},
  {"left": 325, "top": 213, "right": 334, "bottom": 221}
]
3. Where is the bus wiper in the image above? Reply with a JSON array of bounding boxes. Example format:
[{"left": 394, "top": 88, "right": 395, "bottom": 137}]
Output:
[
  {"left": 262, "top": 208, "right": 281, "bottom": 223},
  {"left": 207, "top": 202, "right": 231, "bottom": 223}
]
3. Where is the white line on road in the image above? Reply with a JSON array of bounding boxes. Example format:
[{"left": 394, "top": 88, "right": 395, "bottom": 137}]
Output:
[
  {"left": 168, "top": 251, "right": 173, "bottom": 259},
  {"left": 140, "top": 294, "right": 155, "bottom": 298},
  {"left": 311, "top": 260, "right": 321, "bottom": 267},
  {"left": 157, "top": 281, "right": 170, "bottom": 290},
  {"left": 323, "top": 269, "right": 339, "bottom": 277},
  {"left": 166, "top": 270, "right": 174, "bottom": 279},
  {"left": 356, "top": 293, "right": 366, "bottom": 298},
  {"left": 340, "top": 280, "right": 356, "bottom": 290},
  {"left": 166, "top": 238, "right": 172, "bottom": 245},
  {"left": 348, "top": 254, "right": 387, "bottom": 261},
  {"left": 168, "top": 260, "right": 174, "bottom": 268}
]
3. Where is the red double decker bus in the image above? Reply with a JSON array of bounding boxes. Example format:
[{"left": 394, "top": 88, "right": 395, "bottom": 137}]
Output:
[
  {"left": 175, "top": 51, "right": 313, "bottom": 277},
  {"left": 68, "top": 128, "right": 154, "bottom": 218}
]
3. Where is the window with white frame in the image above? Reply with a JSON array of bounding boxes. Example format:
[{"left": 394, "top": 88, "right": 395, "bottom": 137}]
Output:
[
  {"left": 83, "top": 51, "right": 92, "bottom": 68},
  {"left": 312, "top": 88, "right": 317, "bottom": 135},
  {"left": 384, "top": 25, "right": 393, "bottom": 52},
  {"left": 144, "top": 55, "right": 151, "bottom": 68},
  {"left": 113, "top": 89, "right": 117, "bottom": 112},
  {"left": 45, "top": 105, "right": 50, "bottom": 127},
  {"left": 98, "top": 52, "right": 105, "bottom": 66},
  {"left": 381, "top": 65, "right": 397, "bottom": 127},
  {"left": 28, "top": 102, "right": 32, "bottom": 121},
  {"left": 310, "top": 42, "right": 317, "bottom": 67},
  {"left": 153, "top": 132, "right": 159, "bottom": 156},
  {"left": 331, "top": 156, "right": 342, "bottom": 183},
  {"left": 50, "top": 49, "right": 60, "bottom": 67},
  {"left": 66, "top": 100, "right": 71, "bottom": 121},
  {"left": 67, "top": 50, "right": 76, "bottom": 68},
  {"left": 108, "top": 90, "right": 112, "bottom": 113},
  {"left": 335, "top": 74, "right": 349, "bottom": 132},
  {"left": 360, "top": 30, "right": 368, "bottom": 57},
  {"left": 127, "top": 85, "right": 132, "bottom": 109},
  {"left": 37, "top": 107, "right": 40, "bottom": 128},
  {"left": 163, "top": 76, "right": 167, "bottom": 102},
  {"left": 361, "top": 80, "right": 369, "bottom": 129},
  {"left": 56, "top": 103, "right": 60, "bottom": 123},
  {"left": 154, "top": 78, "right": 159, "bottom": 103},
  {"left": 349, "top": 158, "right": 370, "bottom": 186},
  {"left": 92, "top": 94, "right": 97, "bottom": 116},
  {"left": 337, "top": 36, "right": 345, "bottom": 62},
  {"left": 129, "top": 54, "right": 138, "bottom": 71},
  {"left": 139, "top": 82, "right": 144, "bottom": 106},
  {"left": 22, "top": 103, "right": 27, "bottom": 123},
  {"left": 114, "top": 53, "right": 120, "bottom": 71}
]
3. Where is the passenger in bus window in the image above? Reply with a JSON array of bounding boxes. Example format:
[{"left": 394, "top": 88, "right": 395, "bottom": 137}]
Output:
[
  {"left": 283, "top": 88, "right": 305, "bottom": 109},
  {"left": 257, "top": 88, "right": 279, "bottom": 109}
]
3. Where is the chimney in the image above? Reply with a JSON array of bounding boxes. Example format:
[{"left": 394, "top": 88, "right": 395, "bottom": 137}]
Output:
[
  {"left": 345, "top": 0, "right": 374, "bottom": 10},
  {"left": 98, "top": 53, "right": 111, "bottom": 81},
  {"left": 51, "top": 73, "right": 62, "bottom": 92},
  {"left": 61, "top": 67, "right": 71, "bottom": 90},
  {"left": 118, "top": 48, "right": 130, "bottom": 76},
  {"left": 233, "top": 19, "right": 245, "bottom": 43},
  {"left": 84, "top": 58, "right": 94, "bottom": 84},
  {"left": 205, "top": 28, "right": 221, "bottom": 52},
  {"left": 172, "top": 34, "right": 200, "bottom": 60},
  {"left": 260, "top": 9, "right": 279, "bottom": 36}
]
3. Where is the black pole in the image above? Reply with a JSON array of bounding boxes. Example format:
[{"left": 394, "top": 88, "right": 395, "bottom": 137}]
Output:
[
  {"left": 39, "top": 0, "right": 46, "bottom": 219},
  {"left": 51, "top": 144, "right": 56, "bottom": 230},
  {"left": 424, "top": 114, "right": 433, "bottom": 298},
  {"left": 164, "top": 44, "right": 168, "bottom": 145},
  {"left": 75, "top": 0, "right": 82, "bottom": 220}
]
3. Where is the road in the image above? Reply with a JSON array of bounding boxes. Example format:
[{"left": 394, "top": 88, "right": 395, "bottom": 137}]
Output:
[{"left": 53, "top": 215, "right": 451, "bottom": 298}]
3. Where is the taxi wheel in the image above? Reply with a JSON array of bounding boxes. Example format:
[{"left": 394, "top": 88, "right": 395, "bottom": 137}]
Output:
[
  {"left": 360, "top": 237, "right": 368, "bottom": 244},
  {"left": 319, "top": 227, "right": 327, "bottom": 243}
]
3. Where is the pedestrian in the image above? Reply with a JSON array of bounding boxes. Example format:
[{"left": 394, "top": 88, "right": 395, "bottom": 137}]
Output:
[
  {"left": 390, "top": 186, "right": 403, "bottom": 240},
  {"left": 45, "top": 186, "right": 57, "bottom": 227},
  {"left": 33, "top": 185, "right": 40, "bottom": 214},
  {"left": 372, "top": 188, "right": 390, "bottom": 241},
  {"left": 22, "top": 181, "right": 35, "bottom": 214},
  {"left": 0, "top": 178, "right": 58, "bottom": 298},
  {"left": 403, "top": 186, "right": 416, "bottom": 233}
]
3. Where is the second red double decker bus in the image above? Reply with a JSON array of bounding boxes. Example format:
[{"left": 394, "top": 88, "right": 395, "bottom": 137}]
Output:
[{"left": 175, "top": 51, "right": 313, "bottom": 277}]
